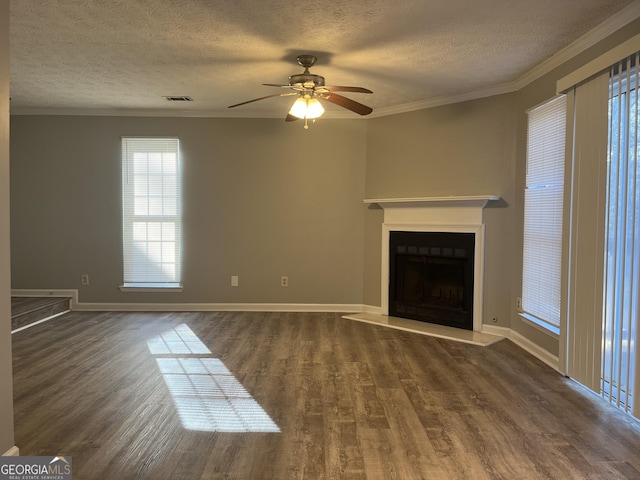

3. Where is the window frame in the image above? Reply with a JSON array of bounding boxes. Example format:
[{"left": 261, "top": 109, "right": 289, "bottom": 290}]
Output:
[{"left": 120, "top": 137, "right": 183, "bottom": 292}]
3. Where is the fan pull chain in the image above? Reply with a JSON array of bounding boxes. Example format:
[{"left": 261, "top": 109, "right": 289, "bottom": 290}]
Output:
[{"left": 302, "top": 118, "right": 318, "bottom": 129}]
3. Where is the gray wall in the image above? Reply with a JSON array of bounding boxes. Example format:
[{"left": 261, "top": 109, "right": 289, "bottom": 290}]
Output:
[
  {"left": 1, "top": 0, "right": 15, "bottom": 455},
  {"left": 10, "top": 117, "right": 367, "bottom": 305},
  {"left": 363, "top": 94, "right": 517, "bottom": 329}
]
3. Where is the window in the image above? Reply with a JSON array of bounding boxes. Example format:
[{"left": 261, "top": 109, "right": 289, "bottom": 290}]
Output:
[
  {"left": 121, "top": 137, "right": 182, "bottom": 290},
  {"left": 521, "top": 96, "right": 567, "bottom": 335}
]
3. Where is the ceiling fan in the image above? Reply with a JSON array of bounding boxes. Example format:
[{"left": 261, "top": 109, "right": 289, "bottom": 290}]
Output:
[{"left": 228, "top": 55, "right": 373, "bottom": 128}]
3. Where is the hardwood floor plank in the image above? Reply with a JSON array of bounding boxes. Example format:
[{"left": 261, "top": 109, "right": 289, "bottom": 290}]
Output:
[
  {"left": 375, "top": 387, "right": 441, "bottom": 469},
  {"left": 12, "top": 311, "right": 640, "bottom": 479},
  {"left": 602, "top": 461, "right": 640, "bottom": 480},
  {"left": 351, "top": 383, "right": 391, "bottom": 430}
]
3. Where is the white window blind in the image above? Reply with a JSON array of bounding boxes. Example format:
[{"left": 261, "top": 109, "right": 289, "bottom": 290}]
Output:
[
  {"left": 122, "top": 137, "right": 181, "bottom": 287},
  {"left": 522, "top": 96, "right": 567, "bottom": 333}
]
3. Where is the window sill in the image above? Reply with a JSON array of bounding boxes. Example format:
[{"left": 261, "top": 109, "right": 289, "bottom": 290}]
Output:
[
  {"left": 518, "top": 312, "right": 560, "bottom": 338},
  {"left": 119, "top": 284, "right": 183, "bottom": 293}
]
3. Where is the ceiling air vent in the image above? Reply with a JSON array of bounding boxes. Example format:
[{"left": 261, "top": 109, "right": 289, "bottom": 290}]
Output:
[{"left": 163, "top": 96, "right": 193, "bottom": 102}]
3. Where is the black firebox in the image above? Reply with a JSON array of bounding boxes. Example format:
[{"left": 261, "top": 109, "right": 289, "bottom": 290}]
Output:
[{"left": 389, "top": 231, "right": 475, "bottom": 330}]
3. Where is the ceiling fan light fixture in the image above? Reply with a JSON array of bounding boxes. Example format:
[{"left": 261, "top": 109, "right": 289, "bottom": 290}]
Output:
[
  {"left": 289, "top": 96, "right": 324, "bottom": 120},
  {"left": 228, "top": 54, "right": 372, "bottom": 126},
  {"left": 306, "top": 98, "right": 325, "bottom": 119}
]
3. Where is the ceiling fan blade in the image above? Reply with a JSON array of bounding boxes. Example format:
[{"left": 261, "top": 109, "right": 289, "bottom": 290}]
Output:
[
  {"left": 262, "top": 83, "right": 291, "bottom": 88},
  {"left": 285, "top": 114, "right": 299, "bottom": 122},
  {"left": 323, "top": 93, "right": 373, "bottom": 115},
  {"left": 228, "top": 92, "right": 296, "bottom": 108},
  {"left": 322, "top": 86, "right": 373, "bottom": 94}
]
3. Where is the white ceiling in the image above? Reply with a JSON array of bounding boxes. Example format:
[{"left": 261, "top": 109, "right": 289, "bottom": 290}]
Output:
[{"left": 9, "top": 0, "right": 640, "bottom": 118}]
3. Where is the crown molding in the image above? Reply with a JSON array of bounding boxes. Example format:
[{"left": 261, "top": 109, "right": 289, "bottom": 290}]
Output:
[
  {"left": 9, "top": 107, "right": 276, "bottom": 118},
  {"left": 367, "top": 81, "right": 519, "bottom": 118},
  {"left": 369, "top": 1, "right": 640, "bottom": 117},
  {"left": 9, "top": 106, "right": 365, "bottom": 119},
  {"left": 512, "top": 1, "right": 640, "bottom": 91}
]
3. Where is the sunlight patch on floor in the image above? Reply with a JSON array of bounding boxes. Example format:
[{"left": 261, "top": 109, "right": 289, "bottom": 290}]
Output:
[
  {"left": 147, "top": 324, "right": 280, "bottom": 433},
  {"left": 147, "top": 323, "right": 212, "bottom": 355}
]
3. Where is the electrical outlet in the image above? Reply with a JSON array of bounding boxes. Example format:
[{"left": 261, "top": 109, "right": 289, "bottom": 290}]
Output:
[
  {"left": 231, "top": 275, "right": 239, "bottom": 287},
  {"left": 281, "top": 276, "right": 288, "bottom": 287},
  {"left": 81, "top": 274, "right": 90, "bottom": 286},
  {"left": 516, "top": 297, "right": 522, "bottom": 310}
]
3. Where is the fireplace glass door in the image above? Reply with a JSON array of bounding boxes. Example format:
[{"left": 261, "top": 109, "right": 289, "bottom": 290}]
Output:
[{"left": 389, "top": 231, "right": 474, "bottom": 330}]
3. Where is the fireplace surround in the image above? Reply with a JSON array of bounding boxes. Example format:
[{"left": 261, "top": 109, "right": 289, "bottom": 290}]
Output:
[{"left": 365, "top": 196, "right": 499, "bottom": 332}]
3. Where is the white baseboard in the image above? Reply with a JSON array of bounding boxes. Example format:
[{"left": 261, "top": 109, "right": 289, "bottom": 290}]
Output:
[
  {"left": 72, "top": 302, "right": 367, "bottom": 313},
  {"left": 485, "top": 324, "right": 561, "bottom": 373},
  {"left": 362, "top": 304, "right": 383, "bottom": 315},
  {"left": 509, "top": 329, "right": 560, "bottom": 372},
  {"left": 11, "top": 289, "right": 78, "bottom": 309},
  {"left": 481, "top": 324, "right": 511, "bottom": 337},
  {"left": 3, "top": 446, "right": 19, "bottom": 456},
  {"left": 10, "top": 290, "right": 366, "bottom": 313},
  {"left": 483, "top": 324, "right": 560, "bottom": 371}
]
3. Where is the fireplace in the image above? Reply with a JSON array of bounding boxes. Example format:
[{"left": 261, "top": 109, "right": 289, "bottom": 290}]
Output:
[
  {"left": 389, "top": 231, "right": 474, "bottom": 330},
  {"left": 364, "top": 195, "right": 499, "bottom": 332}
]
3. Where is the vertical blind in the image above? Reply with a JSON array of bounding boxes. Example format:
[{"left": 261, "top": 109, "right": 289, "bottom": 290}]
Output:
[
  {"left": 122, "top": 137, "right": 181, "bottom": 286},
  {"left": 565, "top": 72, "right": 610, "bottom": 392},
  {"left": 602, "top": 52, "right": 639, "bottom": 416},
  {"left": 522, "top": 95, "right": 567, "bottom": 331}
]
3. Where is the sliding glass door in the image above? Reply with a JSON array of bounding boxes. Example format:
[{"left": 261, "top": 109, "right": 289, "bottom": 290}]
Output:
[
  {"left": 564, "top": 51, "right": 640, "bottom": 419},
  {"left": 602, "top": 53, "right": 639, "bottom": 416}
]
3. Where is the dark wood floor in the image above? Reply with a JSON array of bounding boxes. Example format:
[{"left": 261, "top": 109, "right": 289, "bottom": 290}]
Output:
[{"left": 12, "top": 311, "right": 640, "bottom": 479}]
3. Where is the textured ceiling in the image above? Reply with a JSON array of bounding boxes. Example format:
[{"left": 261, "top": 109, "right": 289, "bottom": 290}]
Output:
[{"left": 8, "top": 0, "right": 640, "bottom": 118}]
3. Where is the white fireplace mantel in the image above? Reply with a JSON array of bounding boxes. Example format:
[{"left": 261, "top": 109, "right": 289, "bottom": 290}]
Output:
[
  {"left": 364, "top": 195, "right": 500, "bottom": 225},
  {"left": 364, "top": 195, "right": 500, "bottom": 206},
  {"left": 367, "top": 195, "right": 501, "bottom": 332}
]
